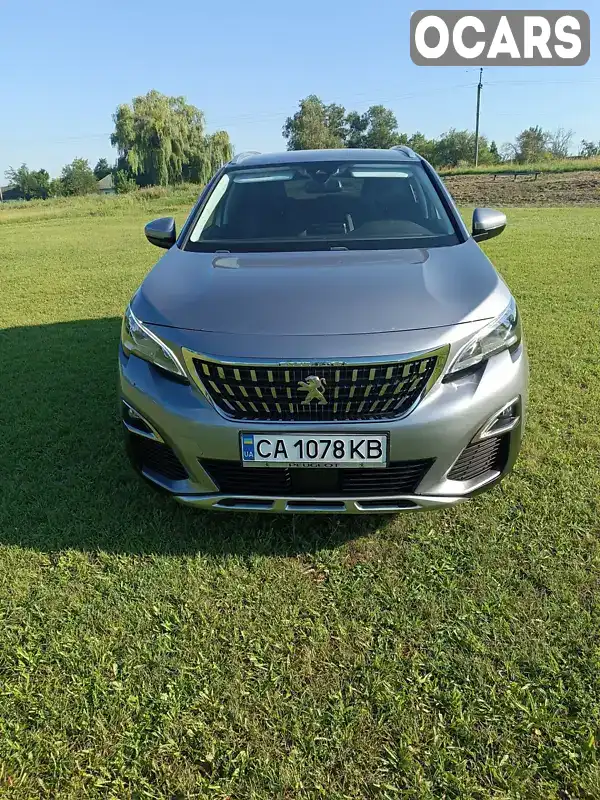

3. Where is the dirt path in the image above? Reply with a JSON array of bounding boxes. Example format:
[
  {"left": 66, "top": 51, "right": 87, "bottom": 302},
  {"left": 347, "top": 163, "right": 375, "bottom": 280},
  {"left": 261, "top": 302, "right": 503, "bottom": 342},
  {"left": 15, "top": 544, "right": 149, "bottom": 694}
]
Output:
[{"left": 443, "top": 170, "right": 600, "bottom": 206}]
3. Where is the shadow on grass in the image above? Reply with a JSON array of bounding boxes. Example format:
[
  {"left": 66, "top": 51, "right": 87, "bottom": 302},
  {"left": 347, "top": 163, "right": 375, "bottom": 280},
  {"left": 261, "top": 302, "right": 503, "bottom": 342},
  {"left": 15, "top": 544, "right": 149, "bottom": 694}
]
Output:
[{"left": 0, "top": 319, "right": 384, "bottom": 557}]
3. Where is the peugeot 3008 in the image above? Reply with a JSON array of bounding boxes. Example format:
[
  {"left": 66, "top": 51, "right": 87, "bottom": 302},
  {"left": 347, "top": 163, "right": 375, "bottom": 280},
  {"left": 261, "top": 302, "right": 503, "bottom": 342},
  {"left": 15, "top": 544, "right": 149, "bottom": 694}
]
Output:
[{"left": 119, "top": 147, "right": 527, "bottom": 513}]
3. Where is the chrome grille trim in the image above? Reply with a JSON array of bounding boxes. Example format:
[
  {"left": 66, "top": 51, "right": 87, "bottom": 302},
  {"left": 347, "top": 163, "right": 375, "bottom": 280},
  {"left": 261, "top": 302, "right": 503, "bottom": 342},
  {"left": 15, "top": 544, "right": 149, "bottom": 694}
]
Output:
[{"left": 181, "top": 346, "right": 449, "bottom": 424}]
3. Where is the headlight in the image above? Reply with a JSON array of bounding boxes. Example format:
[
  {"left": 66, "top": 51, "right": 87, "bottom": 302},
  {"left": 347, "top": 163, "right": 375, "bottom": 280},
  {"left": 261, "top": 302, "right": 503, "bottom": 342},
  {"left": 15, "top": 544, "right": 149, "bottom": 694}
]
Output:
[
  {"left": 447, "top": 298, "right": 521, "bottom": 376},
  {"left": 121, "top": 305, "right": 186, "bottom": 378}
]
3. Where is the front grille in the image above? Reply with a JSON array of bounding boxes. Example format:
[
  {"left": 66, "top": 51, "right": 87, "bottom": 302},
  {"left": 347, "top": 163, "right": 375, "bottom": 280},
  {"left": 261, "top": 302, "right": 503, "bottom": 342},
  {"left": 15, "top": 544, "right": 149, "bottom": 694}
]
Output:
[
  {"left": 200, "top": 459, "right": 434, "bottom": 497},
  {"left": 127, "top": 434, "right": 188, "bottom": 481},
  {"left": 447, "top": 434, "right": 509, "bottom": 482},
  {"left": 190, "top": 355, "right": 439, "bottom": 422}
]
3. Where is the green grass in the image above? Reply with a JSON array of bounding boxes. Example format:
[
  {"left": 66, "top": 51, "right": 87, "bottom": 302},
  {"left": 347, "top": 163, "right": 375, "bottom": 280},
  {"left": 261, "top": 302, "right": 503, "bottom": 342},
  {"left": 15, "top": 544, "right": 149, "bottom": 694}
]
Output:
[
  {"left": 0, "top": 201, "right": 599, "bottom": 798},
  {"left": 0, "top": 183, "right": 202, "bottom": 225},
  {"left": 440, "top": 157, "right": 600, "bottom": 177}
]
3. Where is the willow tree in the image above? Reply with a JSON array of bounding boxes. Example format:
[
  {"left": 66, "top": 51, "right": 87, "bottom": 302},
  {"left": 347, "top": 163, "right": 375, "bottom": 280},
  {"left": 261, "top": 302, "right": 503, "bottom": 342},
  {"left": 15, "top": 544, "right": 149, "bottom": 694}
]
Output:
[
  {"left": 186, "top": 130, "right": 234, "bottom": 184},
  {"left": 111, "top": 90, "right": 232, "bottom": 186}
]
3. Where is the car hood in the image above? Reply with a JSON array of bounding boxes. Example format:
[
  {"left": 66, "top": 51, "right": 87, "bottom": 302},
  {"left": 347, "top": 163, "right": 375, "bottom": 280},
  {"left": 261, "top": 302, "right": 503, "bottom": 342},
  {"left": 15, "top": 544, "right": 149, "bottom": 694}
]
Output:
[{"left": 133, "top": 241, "right": 511, "bottom": 336}]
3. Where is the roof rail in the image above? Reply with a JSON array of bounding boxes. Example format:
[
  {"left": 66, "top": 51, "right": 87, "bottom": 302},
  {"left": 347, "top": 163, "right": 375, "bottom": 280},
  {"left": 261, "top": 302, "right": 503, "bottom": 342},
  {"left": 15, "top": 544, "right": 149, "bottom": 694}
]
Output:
[
  {"left": 229, "top": 151, "right": 261, "bottom": 165},
  {"left": 389, "top": 145, "right": 418, "bottom": 159}
]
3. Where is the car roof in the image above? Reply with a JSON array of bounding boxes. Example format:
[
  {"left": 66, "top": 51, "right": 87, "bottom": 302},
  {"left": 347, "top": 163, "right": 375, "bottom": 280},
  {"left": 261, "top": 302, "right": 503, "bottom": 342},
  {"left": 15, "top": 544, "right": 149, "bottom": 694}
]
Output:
[{"left": 227, "top": 148, "right": 420, "bottom": 168}]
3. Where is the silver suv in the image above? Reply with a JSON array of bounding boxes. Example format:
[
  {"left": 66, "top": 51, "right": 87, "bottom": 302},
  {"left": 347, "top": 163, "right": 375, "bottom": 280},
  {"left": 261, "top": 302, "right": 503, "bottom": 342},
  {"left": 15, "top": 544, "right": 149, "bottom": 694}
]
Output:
[{"left": 119, "top": 147, "right": 528, "bottom": 513}]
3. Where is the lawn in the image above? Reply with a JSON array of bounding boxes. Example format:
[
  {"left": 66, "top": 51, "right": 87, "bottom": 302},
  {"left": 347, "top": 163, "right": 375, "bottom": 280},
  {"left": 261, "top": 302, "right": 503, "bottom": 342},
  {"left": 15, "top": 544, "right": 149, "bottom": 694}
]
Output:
[
  {"left": 0, "top": 199, "right": 599, "bottom": 799},
  {"left": 439, "top": 156, "right": 600, "bottom": 177}
]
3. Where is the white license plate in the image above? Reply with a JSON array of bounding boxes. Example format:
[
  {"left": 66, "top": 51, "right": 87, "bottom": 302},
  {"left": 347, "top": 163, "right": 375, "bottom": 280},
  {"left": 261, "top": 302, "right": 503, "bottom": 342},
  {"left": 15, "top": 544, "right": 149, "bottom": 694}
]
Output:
[{"left": 240, "top": 433, "right": 388, "bottom": 468}]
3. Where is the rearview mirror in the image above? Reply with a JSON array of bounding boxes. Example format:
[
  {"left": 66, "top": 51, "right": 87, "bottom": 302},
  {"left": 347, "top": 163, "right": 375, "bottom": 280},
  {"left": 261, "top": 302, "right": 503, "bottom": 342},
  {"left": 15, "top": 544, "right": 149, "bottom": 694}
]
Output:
[
  {"left": 472, "top": 208, "right": 506, "bottom": 243},
  {"left": 144, "top": 217, "right": 176, "bottom": 249},
  {"left": 304, "top": 178, "right": 343, "bottom": 194}
]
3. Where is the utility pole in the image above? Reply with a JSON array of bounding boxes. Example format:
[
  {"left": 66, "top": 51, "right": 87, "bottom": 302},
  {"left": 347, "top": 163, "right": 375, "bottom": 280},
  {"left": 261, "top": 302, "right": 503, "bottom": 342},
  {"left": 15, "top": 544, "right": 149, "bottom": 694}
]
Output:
[{"left": 474, "top": 68, "right": 483, "bottom": 166}]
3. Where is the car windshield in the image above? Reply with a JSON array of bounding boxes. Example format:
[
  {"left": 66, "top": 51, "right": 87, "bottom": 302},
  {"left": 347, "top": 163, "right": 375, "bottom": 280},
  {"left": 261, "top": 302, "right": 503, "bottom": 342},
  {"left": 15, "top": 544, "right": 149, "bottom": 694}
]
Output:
[{"left": 185, "top": 160, "right": 460, "bottom": 252}]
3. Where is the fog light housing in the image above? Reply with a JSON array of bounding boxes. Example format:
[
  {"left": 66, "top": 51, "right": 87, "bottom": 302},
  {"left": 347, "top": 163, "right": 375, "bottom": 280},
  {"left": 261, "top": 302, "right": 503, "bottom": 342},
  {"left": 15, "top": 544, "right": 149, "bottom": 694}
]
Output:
[
  {"left": 474, "top": 397, "right": 521, "bottom": 442},
  {"left": 121, "top": 401, "right": 163, "bottom": 441}
]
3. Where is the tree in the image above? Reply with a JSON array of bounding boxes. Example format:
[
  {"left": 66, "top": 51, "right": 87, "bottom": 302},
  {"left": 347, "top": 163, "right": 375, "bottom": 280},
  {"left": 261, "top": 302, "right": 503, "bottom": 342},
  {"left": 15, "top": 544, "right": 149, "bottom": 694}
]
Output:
[
  {"left": 32, "top": 169, "right": 50, "bottom": 198},
  {"left": 284, "top": 96, "right": 405, "bottom": 151},
  {"left": 5, "top": 164, "right": 50, "bottom": 199},
  {"left": 60, "top": 158, "right": 98, "bottom": 195},
  {"left": 547, "top": 128, "right": 574, "bottom": 159},
  {"left": 513, "top": 126, "right": 550, "bottom": 163},
  {"left": 431, "top": 129, "right": 494, "bottom": 167},
  {"left": 185, "top": 129, "right": 234, "bottom": 184},
  {"left": 434, "top": 129, "right": 475, "bottom": 167},
  {"left": 5, "top": 164, "right": 30, "bottom": 197},
  {"left": 114, "top": 169, "right": 137, "bottom": 194},
  {"left": 110, "top": 90, "right": 231, "bottom": 186},
  {"left": 344, "top": 110, "right": 368, "bottom": 148},
  {"left": 579, "top": 139, "right": 600, "bottom": 158},
  {"left": 48, "top": 178, "right": 64, "bottom": 197},
  {"left": 500, "top": 142, "right": 517, "bottom": 162},
  {"left": 346, "top": 105, "right": 403, "bottom": 149},
  {"left": 93, "top": 158, "right": 112, "bottom": 180},
  {"left": 282, "top": 95, "right": 346, "bottom": 150},
  {"left": 489, "top": 140, "right": 501, "bottom": 163},
  {"left": 406, "top": 132, "right": 437, "bottom": 164},
  {"left": 473, "top": 137, "right": 497, "bottom": 166}
]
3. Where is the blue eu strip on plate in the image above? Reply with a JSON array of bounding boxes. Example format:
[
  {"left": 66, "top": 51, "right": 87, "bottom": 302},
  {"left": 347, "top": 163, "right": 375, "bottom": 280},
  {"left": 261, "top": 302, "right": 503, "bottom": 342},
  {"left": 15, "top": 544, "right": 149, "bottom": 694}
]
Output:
[{"left": 242, "top": 435, "right": 255, "bottom": 460}]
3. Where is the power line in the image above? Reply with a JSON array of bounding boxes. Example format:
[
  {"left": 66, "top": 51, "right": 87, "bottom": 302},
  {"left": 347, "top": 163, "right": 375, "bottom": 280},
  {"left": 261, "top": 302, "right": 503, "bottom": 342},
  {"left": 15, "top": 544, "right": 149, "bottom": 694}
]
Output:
[
  {"left": 485, "top": 75, "right": 600, "bottom": 87},
  {"left": 0, "top": 132, "right": 113, "bottom": 146},
  {"left": 0, "top": 83, "right": 479, "bottom": 146},
  {"left": 1, "top": 75, "right": 597, "bottom": 149}
]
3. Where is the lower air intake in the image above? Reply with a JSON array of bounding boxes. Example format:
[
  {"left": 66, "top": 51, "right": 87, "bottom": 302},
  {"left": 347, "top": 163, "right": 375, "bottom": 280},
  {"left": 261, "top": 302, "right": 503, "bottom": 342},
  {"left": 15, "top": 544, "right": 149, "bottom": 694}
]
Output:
[
  {"left": 200, "top": 459, "right": 434, "bottom": 497},
  {"left": 127, "top": 434, "right": 188, "bottom": 482},
  {"left": 447, "top": 434, "right": 509, "bottom": 482}
]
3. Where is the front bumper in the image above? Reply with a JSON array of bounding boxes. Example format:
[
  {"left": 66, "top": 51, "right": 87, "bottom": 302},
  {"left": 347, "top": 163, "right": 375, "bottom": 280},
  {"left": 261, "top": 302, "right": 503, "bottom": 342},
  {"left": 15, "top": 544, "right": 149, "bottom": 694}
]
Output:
[
  {"left": 173, "top": 493, "right": 466, "bottom": 513},
  {"left": 119, "top": 342, "right": 528, "bottom": 513}
]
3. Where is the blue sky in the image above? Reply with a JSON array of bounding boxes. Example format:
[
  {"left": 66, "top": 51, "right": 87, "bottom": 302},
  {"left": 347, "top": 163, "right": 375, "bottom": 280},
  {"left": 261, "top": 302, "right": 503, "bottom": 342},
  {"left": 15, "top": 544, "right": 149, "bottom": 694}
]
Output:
[{"left": 0, "top": 0, "right": 598, "bottom": 179}]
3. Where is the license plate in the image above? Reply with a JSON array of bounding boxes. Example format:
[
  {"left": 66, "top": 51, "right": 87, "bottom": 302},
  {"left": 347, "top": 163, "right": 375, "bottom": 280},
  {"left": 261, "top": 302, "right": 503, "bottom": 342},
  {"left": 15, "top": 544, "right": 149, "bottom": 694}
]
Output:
[{"left": 240, "top": 433, "right": 388, "bottom": 468}]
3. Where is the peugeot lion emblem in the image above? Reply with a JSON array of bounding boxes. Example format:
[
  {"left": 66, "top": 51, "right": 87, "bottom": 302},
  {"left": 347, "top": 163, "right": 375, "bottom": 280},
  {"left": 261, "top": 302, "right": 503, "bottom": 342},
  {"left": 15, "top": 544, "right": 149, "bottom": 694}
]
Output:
[{"left": 298, "top": 375, "right": 327, "bottom": 405}]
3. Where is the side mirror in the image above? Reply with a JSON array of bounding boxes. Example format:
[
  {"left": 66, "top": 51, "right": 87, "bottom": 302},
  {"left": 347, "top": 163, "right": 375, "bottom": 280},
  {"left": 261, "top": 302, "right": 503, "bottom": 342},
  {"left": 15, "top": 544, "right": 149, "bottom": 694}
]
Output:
[
  {"left": 472, "top": 208, "right": 506, "bottom": 243},
  {"left": 144, "top": 217, "right": 176, "bottom": 249}
]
